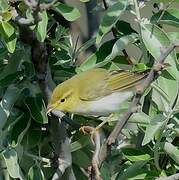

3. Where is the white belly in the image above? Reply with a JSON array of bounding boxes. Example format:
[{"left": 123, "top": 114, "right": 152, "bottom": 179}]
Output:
[{"left": 76, "top": 91, "right": 133, "bottom": 116}]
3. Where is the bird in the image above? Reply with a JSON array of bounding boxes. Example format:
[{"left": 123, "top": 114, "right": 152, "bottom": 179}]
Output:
[{"left": 47, "top": 68, "right": 147, "bottom": 119}]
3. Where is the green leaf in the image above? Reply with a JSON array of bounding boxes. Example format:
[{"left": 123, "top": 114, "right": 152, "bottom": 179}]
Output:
[
  {"left": 1, "top": 21, "right": 14, "bottom": 37},
  {"left": 102, "top": 33, "right": 138, "bottom": 63},
  {"left": 77, "top": 39, "right": 116, "bottom": 72},
  {"left": 163, "top": 142, "right": 179, "bottom": 164},
  {"left": 75, "top": 37, "right": 96, "bottom": 58},
  {"left": 141, "top": 23, "right": 178, "bottom": 79},
  {"left": 0, "top": 21, "right": 16, "bottom": 53},
  {"left": 152, "top": 74, "right": 178, "bottom": 112},
  {"left": 0, "top": 0, "right": 9, "bottom": 12},
  {"left": 2, "top": 148, "right": 25, "bottom": 179},
  {"left": 142, "top": 114, "right": 166, "bottom": 145},
  {"left": 36, "top": 11, "right": 48, "bottom": 42},
  {"left": 72, "top": 150, "right": 91, "bottom": 168},
  {"left": 96, "top": 0, "right": 128, "bottom": 43},
  {"left": 53, "top": 3, "right": 80, "bottom": 21},
  {"left": 123, "top": 149, "right": 151, "bottom": 162},
  {"left": 129, "top": 112, "right": 151, "bottom": 124},
  {"left": 0, "top": 86, "right": 22, "bottom": 131},
  {"left": 151, "top": 9, "right": 179, "bottom": 28},
  {"left": 116, "top": 161, "right": 148, "bottom": 180},
  {"left": 27, "top": 129, "right": 42, "bottom": 148},
  {"left": 71, "top": 135, "right": 91, "bottom": 152},
  {"left": 10, "top": 113, "right": 31, "bottom": 147},
  {"left": 28, "top": 165, "right": 45, "bottom": 180},
  {"left": 0, "top": 50, "right": 24, "bottom": 81},
  {"left": 167, "top": 32, "right": 179, "bottom": 41},
  {"left": 25, "top": 96, "right": 48, "bottom": 124},
  {"left": 0, "top": 71, "right": 24, "bottom": 88}
]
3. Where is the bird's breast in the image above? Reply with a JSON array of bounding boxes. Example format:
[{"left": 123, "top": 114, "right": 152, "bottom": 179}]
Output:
[{"left": 74, "top": 91, "right": 133, "bottom": 116}]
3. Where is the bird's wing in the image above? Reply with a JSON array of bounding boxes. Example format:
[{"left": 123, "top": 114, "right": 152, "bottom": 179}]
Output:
[
  {"left": 79, "top": 69, "right": 146, "bottom": 101},
  {"left": 107, "top": 70, "right": 146, "bottom": 91}
]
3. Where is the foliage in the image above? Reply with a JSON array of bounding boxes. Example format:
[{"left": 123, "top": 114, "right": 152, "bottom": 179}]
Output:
[{"left": 0, "top": 0, "right": 179, "bottom": 179}]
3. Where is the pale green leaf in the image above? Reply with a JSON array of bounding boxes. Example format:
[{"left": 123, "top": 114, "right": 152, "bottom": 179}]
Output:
[
  {"left": 141, "top": 23, "right": 178, "bottom": 79},
  {"left": 163, "top": 142, "right": 179, "bottom": 164},
  {"left": 96, "top": 0, "right": 128, "bottom": 43},
  {"left": 2, "top": 148, "right": 25, "bottom": 179},
  {"left": 36, "top": 11, "right": 48, "bottom": 42},
  {"left": 142, "top": 114, "right": 166, "bottom": 145},
  {"left": 0, "top": 87, "right": 22, "bottom": 131},
  {"left": 151, "top": 8, "right": 179, "bottom": 28}
]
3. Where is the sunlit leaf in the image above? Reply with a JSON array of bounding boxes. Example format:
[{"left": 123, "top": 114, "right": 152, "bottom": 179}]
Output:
[
  {"left": 36, "top": 11, "right": 48, "bottom": 42},
  {"left": 2, "top": 148, "right": 25, "bottom": 179}
]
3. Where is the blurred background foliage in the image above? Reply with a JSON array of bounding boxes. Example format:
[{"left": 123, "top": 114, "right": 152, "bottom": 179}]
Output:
[{"left": 0, "top": 0, "right": 179, "bottom": 179}]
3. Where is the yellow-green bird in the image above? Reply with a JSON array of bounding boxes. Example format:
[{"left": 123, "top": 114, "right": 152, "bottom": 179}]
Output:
[{"left": 47, "top": 68, "right": 146, "bottom": 116}]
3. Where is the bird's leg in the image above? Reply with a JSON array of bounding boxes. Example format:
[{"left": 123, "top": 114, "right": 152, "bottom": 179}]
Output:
[{"left": 91, "top": 114, "right": 113, "bottom": 135}]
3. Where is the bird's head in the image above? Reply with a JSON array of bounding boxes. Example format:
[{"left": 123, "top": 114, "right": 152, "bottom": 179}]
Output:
[{"left": 47, "top": 81, "right": 77, "bottom": 114}]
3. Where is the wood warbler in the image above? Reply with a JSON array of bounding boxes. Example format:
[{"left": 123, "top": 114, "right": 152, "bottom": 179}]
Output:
[{"left": 47, "top": 68, "right": 147, "bottom": 116}]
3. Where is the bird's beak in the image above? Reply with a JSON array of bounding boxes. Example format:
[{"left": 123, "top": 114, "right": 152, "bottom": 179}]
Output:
[{"left": 46, "top": 104, "right": 56, "bottom": 115}]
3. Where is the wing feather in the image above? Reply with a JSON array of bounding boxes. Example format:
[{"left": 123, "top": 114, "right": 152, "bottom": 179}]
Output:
[{"left": 79, "top": 69, "right": 146, "bottom": 101}]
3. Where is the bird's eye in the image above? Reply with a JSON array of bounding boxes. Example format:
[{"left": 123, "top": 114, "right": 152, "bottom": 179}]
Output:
[{"left": 60, "top": 98, "right": 65, "bottom": 103}]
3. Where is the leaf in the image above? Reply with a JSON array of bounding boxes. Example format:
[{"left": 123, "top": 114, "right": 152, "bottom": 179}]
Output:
[
  {"left": 0, "top": 0, "right": 9, "bottom": 12},
  {"left": 0, "top": 21, "right": 16, "bottom": 53},
  {"left": 1, "top": 21, "right": 14, "bottom": 37},
  {"left": 25, "top": 96, "right": 48, "bottom": 124},
  {"left": 77, "top": 39, "right": 116, "bottom": 72},
  {"left": 151, "top": 8, "right": 179, "bottom": 27},
  {"left": 123, "top": 149, "right": 151, "bottom": 162},
  {"left": 2, "top": 148, "right": 25, "bottom": 179},
  {"left": 28, "top": 165, "right": 45, "bottom": 180},
  {"left": 0, "top": 86, "right": 22, "bottom": 131},
  {"left": 163, "top": 142, "right": 179, "bottom": 164},
  {"left": 36, "top": 11, "right": 48, "bottom": 42},
  {"left": 102, "top": 33, "right": 138, "bottom": 63},
  {"left": 72, "top": 150, "right": 91, "bottom": 168},
  {"left": 27, "top": 129, "right": 42, "bottom": 148},
  {"left": 167, "top": 32, "right": 179, "bottom": 41},
  {"left": 96, "top": 0, "right": 128, "bottom": 43},
  {"left": 142, "top": 114, "right": 166, "bottom": 145},
  {"left": 116, "top": 161, "right": 148, "bottom": 180},
  {"left": 141, "top": 23, "right": 178, "bottom": 79},
  {"left": 0, "top": 50, "right": 23, "bottom": 80},
  {"left": 75, "top": 37, "right": 96, "bottom": 58},
  {"left": 10, "top": 113, "right": 31, "bottom": 147},
  {"left": 152, "top": 74, "right": 178, "bottom": 112},
  {"left": 53, "top": 3, "right": 80, "bottom": 21},
  {"left": 71, "top": 135, "right": 91, "bottom": 152},
  {"left": 0, "top": 71, "right": 23, "bottom": 88}
]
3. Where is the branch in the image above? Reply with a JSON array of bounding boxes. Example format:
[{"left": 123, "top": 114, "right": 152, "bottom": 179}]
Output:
[
  {"left": 107, "top": 40, "right": 179, "bottom": 145},
  {"left": 14, "top": 5, "right": 75, "bottom": 179}
]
